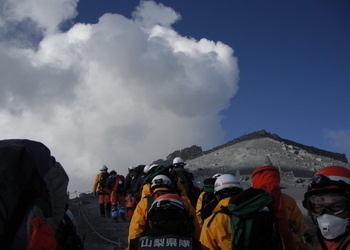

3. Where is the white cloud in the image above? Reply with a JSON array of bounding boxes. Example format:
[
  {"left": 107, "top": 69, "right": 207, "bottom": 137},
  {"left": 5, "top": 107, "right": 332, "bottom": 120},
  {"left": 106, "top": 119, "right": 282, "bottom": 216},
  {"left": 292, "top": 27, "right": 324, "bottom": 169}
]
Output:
[
  {"left": 132, "top": 0, "right": 181, "bottom": 29},
  {"left": 0, "top": 0, "right": 78, "bottom": 35},
  {"left": 0, "top": 0, "right": 239, "bottom": 193},
  {"left": 324, "top": 129, "right": 350, "bottom": 159}
]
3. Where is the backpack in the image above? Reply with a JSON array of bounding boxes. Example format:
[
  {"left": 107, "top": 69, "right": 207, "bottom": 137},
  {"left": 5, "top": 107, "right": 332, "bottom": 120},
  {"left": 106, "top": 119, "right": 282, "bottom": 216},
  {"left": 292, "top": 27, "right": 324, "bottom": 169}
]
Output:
[
  {"left": 211, "top": 188, "right": 283, "bottom": 250},
  {"left": 199, "top": 178, "right": 218, "bottom": 221},
  {"left": 114, "top": 175, "right": 125, "bottom": 194},
  {"left": 174, "top": 168, "right": 200, "bottom": 206},
  {"left": 99, "top": 171, "right": 110, "bottom": 188},
  {"left": 55, "top": 210, "right": 84, "bottom": 250},
  {"left": 145, "top": 192, "right": 195, "bottom": 237},
  {"left": 106, "top": 174, "right": 117, "bottom": 191},
  {"left": 143, "top": 165, "right": 168, "bottom": 184},
  {"left": 130, "top": 192, "right": 200, "bottom": 250},
  {"left": 142, "top": 165, "right": 180, "bottom": 195},
  {"left": 0, "top": 139, "right": 72, "bottom": 249}
]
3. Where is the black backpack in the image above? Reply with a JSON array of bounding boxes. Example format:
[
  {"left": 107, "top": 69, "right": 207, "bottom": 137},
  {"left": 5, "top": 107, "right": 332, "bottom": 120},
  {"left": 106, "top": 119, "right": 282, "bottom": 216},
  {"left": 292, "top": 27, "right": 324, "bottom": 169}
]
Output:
[
  {"left": 174, "top": 168, "right": 200, "bottom": 206},
  {"left": 99, "top": 172, "right": 110, "bottom": 188},
  {"left": 210, "top": 188, "right": 283, "bottom": 250},
  {"left": 145, "top": 192, "right": 195, "bottom": 237},
  {"left": 56, "top": 210, "right": 84, "bottom": 250},
  {"left": 199, "top": 178, "right": 218, "bottom": 221},
  {"left": 116, "top": 175, "right": 125, "bottom": 194},
  {"left": 130, "top": 192, "right": 200, "bottom": 250}
]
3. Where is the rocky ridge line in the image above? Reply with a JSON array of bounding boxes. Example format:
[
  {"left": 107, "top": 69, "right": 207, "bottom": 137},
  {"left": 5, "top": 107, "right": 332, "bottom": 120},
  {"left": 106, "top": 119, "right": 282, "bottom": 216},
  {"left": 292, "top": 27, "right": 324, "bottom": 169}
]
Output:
[{"left": 153, "top": 130, "right": 348, "bottom": 166}]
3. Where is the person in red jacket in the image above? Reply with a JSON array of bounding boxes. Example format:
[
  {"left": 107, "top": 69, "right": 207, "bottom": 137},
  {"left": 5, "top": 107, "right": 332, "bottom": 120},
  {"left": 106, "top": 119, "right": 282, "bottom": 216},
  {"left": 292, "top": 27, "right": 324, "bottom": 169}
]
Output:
[{"left": 303, "top": 166, "right": 350, "bottom": 250}]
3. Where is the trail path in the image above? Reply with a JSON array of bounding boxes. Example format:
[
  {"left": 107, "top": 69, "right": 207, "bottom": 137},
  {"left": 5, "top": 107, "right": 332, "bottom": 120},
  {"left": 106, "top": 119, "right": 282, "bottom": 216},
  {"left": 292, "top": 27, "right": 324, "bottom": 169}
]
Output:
[{"left": 68, "top": 195, "right": 129, "bottom": 250}]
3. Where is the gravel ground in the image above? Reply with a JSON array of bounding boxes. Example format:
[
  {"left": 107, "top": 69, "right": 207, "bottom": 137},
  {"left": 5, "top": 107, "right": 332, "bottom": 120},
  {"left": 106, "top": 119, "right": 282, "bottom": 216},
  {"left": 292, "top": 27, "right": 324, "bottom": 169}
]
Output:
[{"left": 68, "top": 194, "right": 129, "bottom": 250}]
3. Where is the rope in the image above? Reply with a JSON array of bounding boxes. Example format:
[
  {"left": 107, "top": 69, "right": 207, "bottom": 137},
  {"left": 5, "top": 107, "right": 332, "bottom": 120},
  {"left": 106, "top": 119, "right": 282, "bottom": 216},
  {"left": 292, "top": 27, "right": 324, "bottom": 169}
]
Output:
[
  {"left": 78, "top": 202, "right": 123, "bottom": 249},
  {"left": 69, "top": 190, "right": 92, "bottom": 199}
]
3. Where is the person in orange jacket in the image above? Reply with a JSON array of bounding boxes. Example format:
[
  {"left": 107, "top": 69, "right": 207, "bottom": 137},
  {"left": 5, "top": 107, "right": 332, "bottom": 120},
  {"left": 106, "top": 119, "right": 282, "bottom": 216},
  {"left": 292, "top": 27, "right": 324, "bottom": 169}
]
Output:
[
  {"left": 92, "top": 165, "right": 111, "bottom": 217},
  {"left": 128, "top": 174, "right": 201, "bottom": 249},
  {"left": 303, "top": 166, "right": 350, "bottom": 250},
  {"left": 106, "top": 170, "right": 126, "bottom": 222},
  {"left": 251, "top": 165, "right": 308, "bottom": 250},
  {"left": 200, "top": 174, "right": 243, "bottom": 249}
]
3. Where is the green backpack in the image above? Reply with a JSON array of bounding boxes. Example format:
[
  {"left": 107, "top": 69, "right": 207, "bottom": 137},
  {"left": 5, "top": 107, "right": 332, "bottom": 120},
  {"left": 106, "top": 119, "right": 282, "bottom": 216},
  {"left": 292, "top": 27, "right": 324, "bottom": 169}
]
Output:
[{"left": 210, "top": 188, "right": 283, "bottom": 250}]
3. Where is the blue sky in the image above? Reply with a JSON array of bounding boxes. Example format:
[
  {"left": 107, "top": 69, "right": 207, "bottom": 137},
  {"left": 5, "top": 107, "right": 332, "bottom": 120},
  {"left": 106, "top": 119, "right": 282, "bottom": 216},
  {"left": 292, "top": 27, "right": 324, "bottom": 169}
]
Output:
[
  {"left": 0, "top": 0, "right": 349, "bottom": 193},
  {"left": 74, "top": 1, "right": 350, "bottom": 155}
]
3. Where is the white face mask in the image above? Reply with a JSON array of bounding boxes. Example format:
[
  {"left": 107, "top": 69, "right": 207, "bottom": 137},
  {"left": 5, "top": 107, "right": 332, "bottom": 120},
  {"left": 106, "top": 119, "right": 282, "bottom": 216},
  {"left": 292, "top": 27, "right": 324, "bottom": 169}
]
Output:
[{"left": 316, "top": 214, "right": 349, "bottom": 240}]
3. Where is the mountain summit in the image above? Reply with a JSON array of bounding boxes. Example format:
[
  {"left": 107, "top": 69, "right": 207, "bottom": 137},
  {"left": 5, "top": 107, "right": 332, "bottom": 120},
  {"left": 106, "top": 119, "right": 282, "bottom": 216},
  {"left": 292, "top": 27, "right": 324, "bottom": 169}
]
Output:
[{"left": 153, "top": 130, "right": 349, "bottom": 183}]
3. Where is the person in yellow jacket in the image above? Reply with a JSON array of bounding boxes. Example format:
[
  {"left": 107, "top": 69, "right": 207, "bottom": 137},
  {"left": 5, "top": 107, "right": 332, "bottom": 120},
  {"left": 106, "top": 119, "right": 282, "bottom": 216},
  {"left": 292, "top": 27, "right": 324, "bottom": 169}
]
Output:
[
  {"left": 200, "top": 174, "right": 243, "bottom": 249},
  {"left": 92, "top": 165, "right": 111, "bottom": 217},
  {"left": 283, "top": 192, "right": 309, "bottom": 250},
  {"left": 128, "top": 174, "right": 201, "bottom": 249},
  {"left": 196, "top": 173, "right": 222, "bottom": 227}
]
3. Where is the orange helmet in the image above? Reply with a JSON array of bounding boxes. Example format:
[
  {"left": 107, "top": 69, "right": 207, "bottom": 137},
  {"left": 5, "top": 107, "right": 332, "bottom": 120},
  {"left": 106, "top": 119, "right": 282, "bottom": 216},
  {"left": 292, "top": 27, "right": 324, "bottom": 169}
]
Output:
[
  {"left": 308, "top": 166, "right": 350, "bottom": 191},
  {"left": 251, "top": 165, "right": 279, "bottom": 177},
  {"left": 303, "top": 166, "right": 350, "bottom": 209}
]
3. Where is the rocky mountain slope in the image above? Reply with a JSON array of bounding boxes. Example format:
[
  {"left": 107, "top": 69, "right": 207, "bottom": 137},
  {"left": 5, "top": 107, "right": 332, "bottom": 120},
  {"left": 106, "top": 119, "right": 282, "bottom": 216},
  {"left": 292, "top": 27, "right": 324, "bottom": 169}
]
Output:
[
  {"left": 154, "top": 130, "right": 349, "bottom": 185},
  {"left": 155, "top": 130, "right": 347, "bottom": 165}
]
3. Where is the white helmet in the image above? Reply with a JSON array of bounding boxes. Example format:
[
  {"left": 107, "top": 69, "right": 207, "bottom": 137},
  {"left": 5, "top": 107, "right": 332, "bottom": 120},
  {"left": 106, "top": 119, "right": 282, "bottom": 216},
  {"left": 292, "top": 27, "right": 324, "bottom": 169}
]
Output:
[
  {"left": 100, "top": 165, "right": 108, "bottom": 171},
  {"left": 128, "top": 166, "right": 136, "bottom": 171},
  {"left": 151, "top": 175, "right": 172, "bottom": 189},
  {"left": 144, "top": 165, "right": 151, "bottom": 173},
  {"left": 149, "top": 164, "right": 159, "bottom": 170},
  {"left": 214, "top": 174, "right": 242, "bottom": 194},
  {"left": 173, "top": 157, "right": 186, "bottom": 166},
  {"left": 212, "top": 173, "right": 222, "bottom": 179}
]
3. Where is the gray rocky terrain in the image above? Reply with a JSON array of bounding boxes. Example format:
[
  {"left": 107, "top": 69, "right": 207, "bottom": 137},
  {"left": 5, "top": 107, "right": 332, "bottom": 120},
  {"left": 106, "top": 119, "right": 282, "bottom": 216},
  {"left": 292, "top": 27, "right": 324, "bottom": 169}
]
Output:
[{"left": 72, "top": 130, "right": 349, "bottom": 249}]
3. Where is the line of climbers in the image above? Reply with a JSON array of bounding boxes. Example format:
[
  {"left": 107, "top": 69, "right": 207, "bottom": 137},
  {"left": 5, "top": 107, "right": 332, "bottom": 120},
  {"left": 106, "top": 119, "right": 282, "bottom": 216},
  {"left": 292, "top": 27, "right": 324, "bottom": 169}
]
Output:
[
  {"left": 92, "top": 157, "right": 202, "bottom": 223},
  {"left": 92, "top": 157, "right": 350, "bottom": 250},
  {"left": 92, "top": 166, "right": 127, "bottom": 222}
]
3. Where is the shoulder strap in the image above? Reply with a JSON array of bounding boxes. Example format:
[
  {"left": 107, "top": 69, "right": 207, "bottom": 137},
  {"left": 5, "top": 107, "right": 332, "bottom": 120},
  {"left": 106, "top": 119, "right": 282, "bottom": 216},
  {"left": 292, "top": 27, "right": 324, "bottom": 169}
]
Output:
[
  {"left": 146, "top": 195, "right": 154, "bottom": 212},
  {"left": 199, "top": 194, "right": 216, "bottom": 212},
  {"left": 206, "top": 206, "right": 230, "bottom": 227},
  {"left": 338, "top": 234, "right": 350, "bottom": 250}
]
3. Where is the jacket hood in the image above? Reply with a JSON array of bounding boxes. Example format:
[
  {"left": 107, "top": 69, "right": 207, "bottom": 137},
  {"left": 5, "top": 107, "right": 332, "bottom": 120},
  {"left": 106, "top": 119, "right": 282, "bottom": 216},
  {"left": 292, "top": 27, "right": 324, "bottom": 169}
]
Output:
[{"left": 251, "top": 165, "right": 280, "bottom": 189}]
